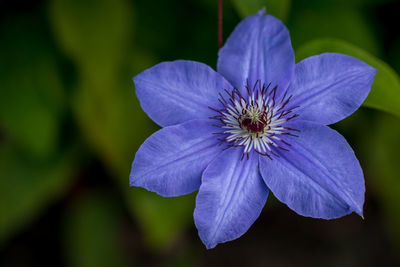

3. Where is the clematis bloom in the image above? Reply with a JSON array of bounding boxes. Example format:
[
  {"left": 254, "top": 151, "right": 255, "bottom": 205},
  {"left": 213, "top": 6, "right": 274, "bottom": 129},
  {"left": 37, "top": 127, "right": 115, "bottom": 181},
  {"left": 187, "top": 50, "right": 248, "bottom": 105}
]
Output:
[{"left": 130, "top": 11, "right": 376, "bottom": 249}]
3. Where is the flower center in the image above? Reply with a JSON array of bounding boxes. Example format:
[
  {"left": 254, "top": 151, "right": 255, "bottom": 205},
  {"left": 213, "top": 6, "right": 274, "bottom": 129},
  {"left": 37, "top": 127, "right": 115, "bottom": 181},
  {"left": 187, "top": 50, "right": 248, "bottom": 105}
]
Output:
[
  {"left": 239, "top": 104, "right": 269, "bottom": 134},
  {"left": 209, "top": 81, "right": 300, "bottom": 160}
]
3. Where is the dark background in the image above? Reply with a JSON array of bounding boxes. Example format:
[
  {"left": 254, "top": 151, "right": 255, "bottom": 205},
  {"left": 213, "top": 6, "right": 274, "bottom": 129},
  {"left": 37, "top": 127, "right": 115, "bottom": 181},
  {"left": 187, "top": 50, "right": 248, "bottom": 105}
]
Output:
[{"left": 1, "top": 0, "right": 400, "bottom": 266}]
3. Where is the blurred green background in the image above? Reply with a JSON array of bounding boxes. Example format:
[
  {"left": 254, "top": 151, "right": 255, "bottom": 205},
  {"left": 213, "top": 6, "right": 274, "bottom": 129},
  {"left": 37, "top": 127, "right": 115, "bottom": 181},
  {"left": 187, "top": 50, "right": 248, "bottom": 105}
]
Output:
[{"left": 1, "top": 0, "right": 400, "bottom": 266}]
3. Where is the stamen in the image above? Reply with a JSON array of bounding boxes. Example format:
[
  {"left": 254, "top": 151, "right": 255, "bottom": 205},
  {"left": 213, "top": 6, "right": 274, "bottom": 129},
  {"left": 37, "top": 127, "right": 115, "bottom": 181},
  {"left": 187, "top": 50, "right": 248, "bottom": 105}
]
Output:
[{"left": 209, "top": 81, "right": 300, "bottom": 159}]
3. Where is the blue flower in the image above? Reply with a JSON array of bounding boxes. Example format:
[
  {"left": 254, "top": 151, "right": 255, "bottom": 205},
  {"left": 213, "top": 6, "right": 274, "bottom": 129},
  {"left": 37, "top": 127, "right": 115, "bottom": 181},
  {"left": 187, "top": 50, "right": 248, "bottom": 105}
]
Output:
[{"left": 130, "top": 11, "right": 376, "bottom": 249}]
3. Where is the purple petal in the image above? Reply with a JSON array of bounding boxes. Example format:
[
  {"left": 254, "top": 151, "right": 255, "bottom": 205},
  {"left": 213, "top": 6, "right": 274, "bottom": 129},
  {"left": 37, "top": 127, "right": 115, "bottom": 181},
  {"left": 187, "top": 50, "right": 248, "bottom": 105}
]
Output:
[
  {"left": 288, "top": 53, "right": 376, "bottom": 125},
  {"left": 217, "top": 13, "right": 294, "bottom": 95},
  {"left": 194, "top": 149, "right": 268, "bottom": 249},
  {"left": 259, "top": 120, "right": 364, "bottom": 219},
  {"left": 134, "top": 60, "right": 232, "bottom": 127},
  {"left": 130, "top": 119, "right": 222, "bottom": 197}
]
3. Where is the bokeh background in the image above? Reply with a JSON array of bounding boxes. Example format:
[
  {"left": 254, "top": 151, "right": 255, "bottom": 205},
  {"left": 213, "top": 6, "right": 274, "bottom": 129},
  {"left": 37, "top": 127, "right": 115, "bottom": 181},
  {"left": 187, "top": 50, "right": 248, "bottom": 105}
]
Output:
[{"left": 1, "top": 0, "right": 400, "bottom": 266}]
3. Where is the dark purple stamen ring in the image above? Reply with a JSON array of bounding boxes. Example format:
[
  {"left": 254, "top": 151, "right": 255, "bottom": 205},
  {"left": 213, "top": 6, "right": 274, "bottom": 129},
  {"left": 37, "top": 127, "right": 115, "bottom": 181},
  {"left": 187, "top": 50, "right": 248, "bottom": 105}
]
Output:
[{"left": 209, "top": 80, "right": 300, "bottom": 159}]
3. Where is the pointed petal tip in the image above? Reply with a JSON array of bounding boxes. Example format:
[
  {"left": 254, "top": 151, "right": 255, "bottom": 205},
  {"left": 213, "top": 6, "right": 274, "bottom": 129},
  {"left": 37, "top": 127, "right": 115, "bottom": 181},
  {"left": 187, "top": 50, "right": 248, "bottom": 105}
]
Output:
[
  {"left": 204, "top": 241, "right": 217, "bottom": 250},
  {"left": 128, "top": 171, "right": 135, "bottom": 185},
  {"left": 132, "top": 71, "right": 142, "bottom": 83},
  {"left": 129, "top": 165, "right": 141, "bottom": 187},
  {"left": 371, "top": 66, "right": 378, "bottom": 77},
  {"left": 198, "top": 233, "right": 222, "bottom": 249},
  {"left": 288, "top": 53, "right": 378, "bottom": 125},
  {"left": 352, "top": 201, "right": 364, "bottom": 219},
  {"left": 259, "top": 121, "right": 365, "bottom": 220},
  {"left": 194, "top": 149, "right": 268, "bottom": 249},
  {"left": 195, "top": 222, "right": 218, "bottom": 249},
  {"left": 257, "top": 9, "right": 266, "bottom": 16},
  {"left": 134, "top": 60, "right": 233, "bottom": 127},
  {"left": 129, "top": 174, "right": 148, "bottom": 191},
  {"left": 129, "top": 176, "right": 136, "bottom": 187},
  {"left": 128, "top": 176, "right": 171, "bottom": 197},
  {"left": 363, "top": 63, "right": 377, "bottom": 79},
  {"left": 217, "top": 8, "right": 294, "bottom": 92},
  {"left": 355, "top": 208, "right": 364, "bottom": 219}
]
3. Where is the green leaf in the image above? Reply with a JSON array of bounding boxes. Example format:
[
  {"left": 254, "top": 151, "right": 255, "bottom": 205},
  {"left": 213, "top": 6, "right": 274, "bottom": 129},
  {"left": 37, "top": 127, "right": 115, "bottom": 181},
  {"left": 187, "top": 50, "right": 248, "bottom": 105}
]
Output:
[
  {"left": 50, "top": 0, "right": 195, "bottom": 250},
  {"left": 73, "top": 74, "right": 194, "bottom": 251},
  {"left": 63, "top": 191, "right": 133, "bottom": 267},
  {"left": 73, "top": 78, "right": 195, "bottom": 249},
  {"left": 231, "top": 0, "right": 291, "bottom": 21},
  {"left": 367, "top": 113, "right": 400, "bottom": 249},
  {"left": 0, "top": 144, "right": 77, "bottom": 245},
  {"left": 296, "top": 39, "right": 400, "bottom": 118},
  {"left": 127, "top": 188, "right": 195, "bottom": 250},
  {"left": 49, "top": 0, "right": 133, "bottom": 83},
  {"left": 71, "top": 77, "right": 157, "bottom": 178},
  {"left": 0, "top": 17, "right": 65, "bottom": 158},
  {"left": 288, "top": 6, "right": 380, "bottom": 56}
]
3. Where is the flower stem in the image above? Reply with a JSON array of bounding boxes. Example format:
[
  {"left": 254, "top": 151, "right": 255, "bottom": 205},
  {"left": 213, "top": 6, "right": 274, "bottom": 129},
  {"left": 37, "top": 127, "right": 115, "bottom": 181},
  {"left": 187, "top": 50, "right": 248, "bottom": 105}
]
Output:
[{"left": 218, "top": 0, "right": 223, "bottom": 48}]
